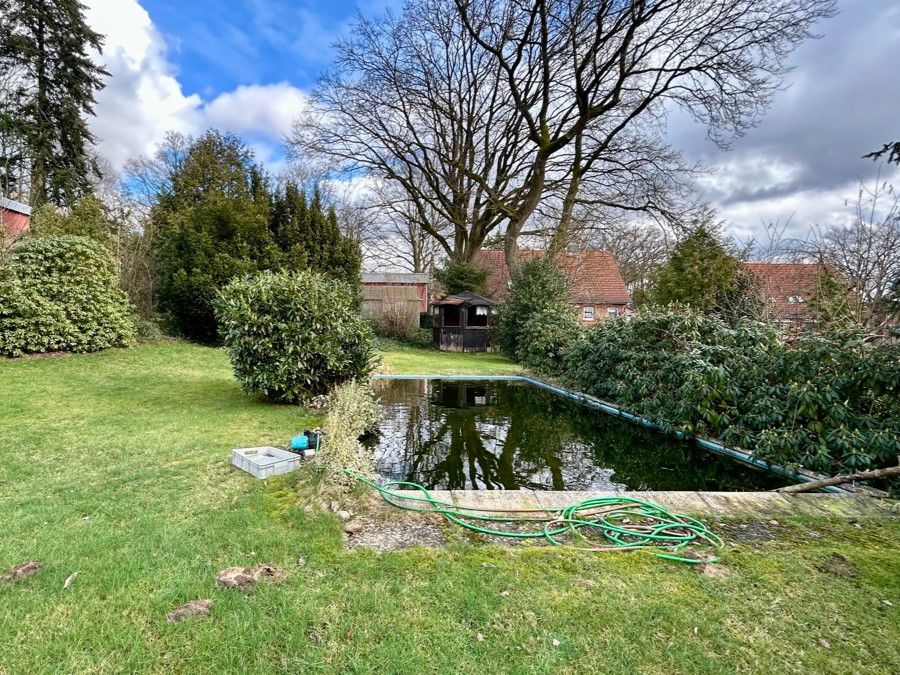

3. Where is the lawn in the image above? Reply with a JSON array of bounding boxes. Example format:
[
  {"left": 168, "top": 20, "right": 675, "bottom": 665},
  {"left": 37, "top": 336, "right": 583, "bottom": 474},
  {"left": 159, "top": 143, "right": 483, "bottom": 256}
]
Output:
[
  {"left": 0, "top": 342, "right": 898, "bottom": 674},
  {"left": 377, "top": 338, "right": 522, "bottom": 375}
]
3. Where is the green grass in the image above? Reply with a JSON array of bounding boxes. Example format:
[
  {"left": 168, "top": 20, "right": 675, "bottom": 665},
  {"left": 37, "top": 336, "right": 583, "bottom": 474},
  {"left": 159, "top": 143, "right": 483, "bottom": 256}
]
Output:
[
  {"left": 0, "top": 342, "right": 898, "bottom": 673},
  {"left": 377, "top": 339, "right": 522, "bottom": 375}
]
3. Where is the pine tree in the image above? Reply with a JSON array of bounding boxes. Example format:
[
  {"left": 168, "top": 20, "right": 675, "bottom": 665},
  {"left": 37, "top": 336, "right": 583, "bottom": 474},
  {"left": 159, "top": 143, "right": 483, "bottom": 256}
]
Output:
[
  {"left": 0, "top": 0, "right": 108, "bottom": 206},
  {"left": 649, "top": 225, "right": 742, "bottom": 311},
  {"left": 268, "top": 184, "right": 361, "bottom": 285}
]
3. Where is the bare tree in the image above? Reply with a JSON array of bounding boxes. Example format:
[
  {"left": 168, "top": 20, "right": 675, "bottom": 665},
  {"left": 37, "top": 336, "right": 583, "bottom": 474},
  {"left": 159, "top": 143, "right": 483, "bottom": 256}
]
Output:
[
  {"left": 292, "top": 0, "right": 528, "bottom": 263},
  {"left": 296, "top": 0, "right": 835, "bottom": 271},
  {"left": 364, "top": 182, "right": 445, "bottom": 272},
  {"left": 793, "top": 177, "right": 900, "bottom": 329},
  {"left": 453, "top": 0, "right": 836, "bottom": 271},
  {"left": 578, "top": 217, "right": 672, "bottom": 296},
  {"left": 122, "top": 131, "right": 192, "bottom": 215}
]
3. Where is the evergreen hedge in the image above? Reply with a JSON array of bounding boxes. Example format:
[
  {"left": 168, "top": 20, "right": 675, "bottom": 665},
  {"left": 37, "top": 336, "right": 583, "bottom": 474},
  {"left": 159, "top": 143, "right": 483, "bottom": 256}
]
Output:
[
  {"left": 564, "top": 308, "right": 900, "bottom": 474},
  {"left": 215, "top": 270, "right": 377, "bottom": 402},
  {"left": 0, "top": 236, "right": 136, "bottom": 357}
]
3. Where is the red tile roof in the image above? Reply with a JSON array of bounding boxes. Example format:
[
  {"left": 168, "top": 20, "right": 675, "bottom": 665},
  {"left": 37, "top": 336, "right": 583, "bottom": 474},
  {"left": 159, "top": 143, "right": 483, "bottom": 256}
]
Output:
[
  {"left": 475, "top": 250, "right": 631, "bottom": 305},
  {"left": 743, "top": 262, "right": 834, "bottom": 322}
]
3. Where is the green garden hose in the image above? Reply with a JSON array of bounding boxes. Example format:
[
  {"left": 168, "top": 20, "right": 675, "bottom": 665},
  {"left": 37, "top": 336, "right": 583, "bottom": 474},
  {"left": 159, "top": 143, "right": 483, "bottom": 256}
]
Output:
[{"left": 342, "top": 469, "right": 723, "bottom": 564}]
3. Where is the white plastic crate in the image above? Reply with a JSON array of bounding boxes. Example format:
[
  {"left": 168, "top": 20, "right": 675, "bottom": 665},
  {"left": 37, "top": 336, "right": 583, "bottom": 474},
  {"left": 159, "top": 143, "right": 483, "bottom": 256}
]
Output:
[{"left": 232, "top": 446, "right": 301, "bottom": 479}]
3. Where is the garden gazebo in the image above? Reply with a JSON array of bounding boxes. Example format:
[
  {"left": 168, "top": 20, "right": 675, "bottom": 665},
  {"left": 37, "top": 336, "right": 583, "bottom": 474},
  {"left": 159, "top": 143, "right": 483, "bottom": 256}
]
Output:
[{"left": 431, "top": 291, "right": 498, "bottom": 352}]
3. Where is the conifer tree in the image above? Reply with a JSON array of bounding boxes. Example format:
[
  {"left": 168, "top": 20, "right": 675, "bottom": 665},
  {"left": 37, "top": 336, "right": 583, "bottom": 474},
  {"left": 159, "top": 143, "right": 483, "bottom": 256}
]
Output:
[
  {"left": 649, "top": 226, "right": 742, "bottom": 311},
  {"left": 153, "top": 131, "right": 278, "bottom": 342},
  {"left": 0, "top": 0, "right": 108, "bottom": 206},
  {"left": 269, "top": 184, "right": 361, "bottom": 285}
]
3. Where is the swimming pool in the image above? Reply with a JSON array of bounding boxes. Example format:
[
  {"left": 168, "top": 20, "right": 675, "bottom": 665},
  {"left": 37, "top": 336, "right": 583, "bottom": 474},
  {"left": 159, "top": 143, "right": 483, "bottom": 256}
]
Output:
[{"left": 368, "top": 378, "right": 786, "bottom": 491}]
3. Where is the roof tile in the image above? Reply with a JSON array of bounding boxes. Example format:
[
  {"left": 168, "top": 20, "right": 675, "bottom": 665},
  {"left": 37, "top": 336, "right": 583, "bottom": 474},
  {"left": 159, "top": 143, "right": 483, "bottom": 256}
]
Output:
[{"left": 475, "top": 250, "right": 631, "bottom": 305}]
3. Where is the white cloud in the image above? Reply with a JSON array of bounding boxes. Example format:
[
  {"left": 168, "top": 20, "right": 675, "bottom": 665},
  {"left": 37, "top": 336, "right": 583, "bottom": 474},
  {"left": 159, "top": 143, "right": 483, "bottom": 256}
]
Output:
[
  {"left": 84, "top": 0, "right": 308, "bottom": 172},
  {"left": 202, "top": 83, "right": 308, "bottom": 139},
  {"left": 670, "top": 0, "right": 900, "bottom": 241}
]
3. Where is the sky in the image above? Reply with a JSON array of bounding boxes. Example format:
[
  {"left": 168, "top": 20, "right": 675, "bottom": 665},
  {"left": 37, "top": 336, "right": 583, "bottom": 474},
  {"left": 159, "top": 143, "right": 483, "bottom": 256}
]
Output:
[{"left": 83, "top": 0, "right": 900, "bottom": 243}]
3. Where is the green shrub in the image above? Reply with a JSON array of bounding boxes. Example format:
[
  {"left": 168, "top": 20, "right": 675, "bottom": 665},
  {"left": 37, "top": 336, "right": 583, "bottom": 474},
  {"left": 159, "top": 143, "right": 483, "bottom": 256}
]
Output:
[
  {"left": 0, "top": 236, "right": 136, "bottom": 356},
  {"left": 434, "top": 258, "right": 488, "bottom": 295},
  {"left": 564, "top": 307, "right": 899, "bottom": 475},
  {"left": 134, "top": 316, "right": 168, "bottom": 342},
  {"left": 497, "top": 258, "right": 572, "bottom": 360},
  {"left": 215, "top": 270, "right": 378, "bottom": 402},
  {"left": 517, "top": 305, "right": 582, "bottom": 376}
]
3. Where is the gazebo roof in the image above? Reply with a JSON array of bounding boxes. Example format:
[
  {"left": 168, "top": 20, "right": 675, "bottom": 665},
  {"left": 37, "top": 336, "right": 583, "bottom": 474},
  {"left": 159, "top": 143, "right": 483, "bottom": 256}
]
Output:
[{"left": 433, "top": 291, "right": 498, "bottom": 307}]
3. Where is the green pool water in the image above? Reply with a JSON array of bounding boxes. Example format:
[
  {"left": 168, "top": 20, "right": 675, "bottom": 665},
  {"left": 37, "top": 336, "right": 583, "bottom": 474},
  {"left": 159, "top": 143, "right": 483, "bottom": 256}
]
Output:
[{"left": 369, "top": 378, "right": 786, "bottom": 491}]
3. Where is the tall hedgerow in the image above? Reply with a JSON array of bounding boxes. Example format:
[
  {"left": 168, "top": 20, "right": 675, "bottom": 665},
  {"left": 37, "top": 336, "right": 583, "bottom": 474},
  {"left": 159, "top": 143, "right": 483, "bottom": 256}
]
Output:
[{"left": 564, "top": 307, "right": 899, "bottom": 475}]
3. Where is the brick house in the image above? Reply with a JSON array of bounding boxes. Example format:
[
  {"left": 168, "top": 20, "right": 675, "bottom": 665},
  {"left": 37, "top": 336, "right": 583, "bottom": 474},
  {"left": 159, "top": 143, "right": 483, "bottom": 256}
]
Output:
[
  {"left": 475, "top": 250, "right": 632, "bottom": 325},
  {"left": 743, "top": 262, "right": 837, "bottom": 328},
  {"left": 1, "top": 197, "right": 31, "bottom": 245}
]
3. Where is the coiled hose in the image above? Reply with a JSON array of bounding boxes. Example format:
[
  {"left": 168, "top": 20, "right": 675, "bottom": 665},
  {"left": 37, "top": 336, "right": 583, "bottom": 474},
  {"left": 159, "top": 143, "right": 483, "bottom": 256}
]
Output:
[{"left": 342, "top": 469, "right": 723, "bottom": 564}]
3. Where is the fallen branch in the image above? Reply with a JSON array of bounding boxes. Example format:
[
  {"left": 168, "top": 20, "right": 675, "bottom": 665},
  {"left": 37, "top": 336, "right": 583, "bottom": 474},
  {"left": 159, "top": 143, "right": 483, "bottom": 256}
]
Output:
[{"left": 776, "top": 465, "right": 900, "bottom": 494}]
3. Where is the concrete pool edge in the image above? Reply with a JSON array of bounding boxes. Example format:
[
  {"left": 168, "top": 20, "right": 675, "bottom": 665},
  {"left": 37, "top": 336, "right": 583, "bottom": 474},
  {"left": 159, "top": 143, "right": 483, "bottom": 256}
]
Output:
[
  {"left": 387, "top": 489, "right": 897, "bottom": 519},
  {"left": 371, "top": 373, "right": 872, "bottom": 495}
]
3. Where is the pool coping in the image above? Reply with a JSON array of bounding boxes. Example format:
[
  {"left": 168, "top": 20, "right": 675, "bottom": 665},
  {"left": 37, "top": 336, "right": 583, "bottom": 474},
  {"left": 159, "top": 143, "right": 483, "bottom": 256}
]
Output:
[
  {"left": 371, "top": 373, "right": 880, "bottom": 496},
  {"left": 387, "top": 489, "right": 897, "bottom": 519}
]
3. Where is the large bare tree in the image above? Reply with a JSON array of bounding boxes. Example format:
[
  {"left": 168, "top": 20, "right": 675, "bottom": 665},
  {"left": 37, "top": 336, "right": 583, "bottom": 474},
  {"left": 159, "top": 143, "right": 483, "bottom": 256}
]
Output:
[
  {"left": 454, "top": 0, "right": 836, "bottom": 270},
  {"left": 293, "top": 0, "right": 528, "bottom": 263},
  {"left": 295, "top": 0, "right": 835, "bottom": 271},
  {"left": 363, "top": 181, "right": 446, "bottom": 272},
  {"left": 792, "top": 177, "right": 900, "bottom": 330}
]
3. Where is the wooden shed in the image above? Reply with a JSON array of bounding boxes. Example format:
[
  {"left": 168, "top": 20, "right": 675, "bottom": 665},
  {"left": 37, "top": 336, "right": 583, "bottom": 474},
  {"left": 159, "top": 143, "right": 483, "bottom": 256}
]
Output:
[
  {"left": 361, "top": 272, "right": 430, "bottom": 328},
  {"left": 432, "top": 291, "right": 498, "bottom": 352}
]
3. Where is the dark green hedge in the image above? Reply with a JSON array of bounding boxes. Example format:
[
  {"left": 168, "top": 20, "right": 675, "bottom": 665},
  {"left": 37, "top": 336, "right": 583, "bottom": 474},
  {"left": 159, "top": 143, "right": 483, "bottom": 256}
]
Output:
[
  {"left": 564, "top": 308, "right": 900, "bottom": 474},
  {"left": 0, "top": 236, "right": 135, "bottom": 357},
  {"left": 215, "top": 270, "right": 377, "bottom": 402}
]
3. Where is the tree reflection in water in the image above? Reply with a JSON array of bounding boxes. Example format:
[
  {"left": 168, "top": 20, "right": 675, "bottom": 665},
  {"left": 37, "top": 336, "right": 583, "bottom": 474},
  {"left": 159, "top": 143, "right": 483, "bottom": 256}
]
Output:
[{"left": 369, "top": 379, "right": 785, "bottom": 491}]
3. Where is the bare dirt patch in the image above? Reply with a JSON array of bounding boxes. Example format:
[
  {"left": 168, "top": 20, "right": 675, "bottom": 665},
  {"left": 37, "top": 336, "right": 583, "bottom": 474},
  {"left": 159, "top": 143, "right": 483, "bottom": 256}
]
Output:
[
  {"left": 167, "top": 599, "right": 213, "bottom": 623},
  {"left": 816, "top": 552, "right": 859, "bottom": 579},
  {"left": 696, "top": 563, "right": 734, "bottom": 580},
  {"left": 344, "top": 517, "right": 447, "bottom": 551},
  {"left": 1, "top": 560, "right": 42, "bottom": 582},
  {"left": 216, "top": 563, "right": 287, "bottom": 591}
]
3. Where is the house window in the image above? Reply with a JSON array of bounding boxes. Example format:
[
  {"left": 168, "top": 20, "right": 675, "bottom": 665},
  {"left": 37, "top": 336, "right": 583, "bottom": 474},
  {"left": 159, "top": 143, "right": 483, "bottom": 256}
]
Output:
[
  {"left": 582, "top": 306, "right": 595, "bottom": 321},
  {"left": 607, "top": 307, "right": 619, "bottom": 317}
]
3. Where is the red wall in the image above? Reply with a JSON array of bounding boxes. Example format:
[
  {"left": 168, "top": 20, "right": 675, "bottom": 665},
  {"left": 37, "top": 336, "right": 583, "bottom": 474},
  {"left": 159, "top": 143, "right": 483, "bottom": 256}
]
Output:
[{"left": 1, "top": 207, "right": 30, "bottom": 239}]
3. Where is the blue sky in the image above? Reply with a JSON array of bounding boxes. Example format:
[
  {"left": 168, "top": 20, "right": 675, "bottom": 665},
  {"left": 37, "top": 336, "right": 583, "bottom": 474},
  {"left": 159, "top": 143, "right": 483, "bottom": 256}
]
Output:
[
  {"left": 139, "top": 0, "right": 367, "bottom": 97},
  {"left": 84, "top": 0, "right": 900, "bottom": 243}
]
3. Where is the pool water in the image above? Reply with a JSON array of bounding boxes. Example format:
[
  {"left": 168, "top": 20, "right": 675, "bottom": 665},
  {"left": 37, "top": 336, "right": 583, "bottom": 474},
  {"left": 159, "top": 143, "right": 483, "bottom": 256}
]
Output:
[{"left": 369, "top": 378, "right": 785, "bottom": 491}]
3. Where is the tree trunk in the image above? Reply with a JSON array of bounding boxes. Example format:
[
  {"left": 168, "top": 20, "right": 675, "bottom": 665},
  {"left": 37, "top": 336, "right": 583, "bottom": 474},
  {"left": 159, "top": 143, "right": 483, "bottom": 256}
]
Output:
[
  {"left": 30, "top": 12, "right": 48, "bottom": 206},
  {"left": 504, "top": 153, "right": 549, "bottom": 274},
  {"left": 548, "top": 133, "right": 583, "bottom": 257}
]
